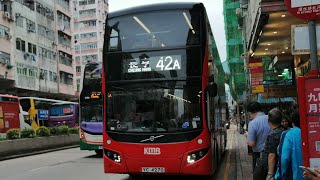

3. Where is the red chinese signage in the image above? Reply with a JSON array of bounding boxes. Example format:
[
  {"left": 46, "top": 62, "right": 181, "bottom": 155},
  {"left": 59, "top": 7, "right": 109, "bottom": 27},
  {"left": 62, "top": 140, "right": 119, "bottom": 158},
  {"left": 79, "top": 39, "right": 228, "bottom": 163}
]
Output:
[
  {"left": 285, "top": 0, "right": 320, "bottom": 20},
  {"left": 298, "top": 77, "right": 320, "bottom": 168},
  {"left": 249, "top": 58, "right": 264, "bottom": 93}
]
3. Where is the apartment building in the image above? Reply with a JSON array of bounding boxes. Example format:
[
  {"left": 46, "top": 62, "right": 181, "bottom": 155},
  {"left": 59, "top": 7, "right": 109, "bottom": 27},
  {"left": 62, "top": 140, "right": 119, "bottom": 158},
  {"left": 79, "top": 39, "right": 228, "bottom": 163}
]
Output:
[
  {"left": 0, "top": 0, "right": 75, "bottom": 99},
  {"left": 72, "top": 0, "right": 108, "bottom": 92}
]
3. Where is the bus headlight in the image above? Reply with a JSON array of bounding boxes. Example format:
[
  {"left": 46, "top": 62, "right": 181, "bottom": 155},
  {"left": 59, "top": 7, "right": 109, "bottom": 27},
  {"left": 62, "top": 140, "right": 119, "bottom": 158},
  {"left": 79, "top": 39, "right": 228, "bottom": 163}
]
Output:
[
  {"left": 187, "top": 148, "right": 209, "bottom": 164},
  {"left": 104, "top": 149, "right": 121, "bottom": 163}
]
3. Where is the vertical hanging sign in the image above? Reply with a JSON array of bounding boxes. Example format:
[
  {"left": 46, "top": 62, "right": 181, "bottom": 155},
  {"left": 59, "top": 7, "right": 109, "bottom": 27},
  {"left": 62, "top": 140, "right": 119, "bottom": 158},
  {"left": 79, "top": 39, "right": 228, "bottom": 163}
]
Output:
[{"left": 249, "top": 58, "right": 264, "bottom": 93}]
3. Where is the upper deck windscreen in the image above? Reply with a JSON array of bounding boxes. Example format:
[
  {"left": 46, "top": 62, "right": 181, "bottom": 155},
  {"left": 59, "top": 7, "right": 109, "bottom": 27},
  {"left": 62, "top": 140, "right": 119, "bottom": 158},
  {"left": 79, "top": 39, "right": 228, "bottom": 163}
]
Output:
[
  {"left": 107, "top": 10, "right": 200, "bottom": 51},
  {"left": 83, "top": 63, "right": 102, "bottom": 87}
]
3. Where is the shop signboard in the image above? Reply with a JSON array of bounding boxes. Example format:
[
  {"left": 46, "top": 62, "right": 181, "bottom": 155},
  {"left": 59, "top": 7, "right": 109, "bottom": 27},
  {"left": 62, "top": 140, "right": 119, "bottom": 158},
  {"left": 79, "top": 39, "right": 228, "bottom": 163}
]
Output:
[
  {"left": 297, "top": 76, "right": 320, "bottom": 168},
  {"left": 285, "top": 0, "right": 320, "bottom": 20},
  {"left": 249, "top": 58, "right": 264, "bottom": 93},
  {"left": 292, "top": 24, "right": 320, "bottom": 55}
]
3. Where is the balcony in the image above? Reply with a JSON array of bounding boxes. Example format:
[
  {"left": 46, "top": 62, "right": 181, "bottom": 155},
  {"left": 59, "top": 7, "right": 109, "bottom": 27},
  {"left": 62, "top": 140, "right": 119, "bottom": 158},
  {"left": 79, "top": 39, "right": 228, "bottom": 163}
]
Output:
[{"left": 56, "top": 0, "right": 71, "bottom": 17}]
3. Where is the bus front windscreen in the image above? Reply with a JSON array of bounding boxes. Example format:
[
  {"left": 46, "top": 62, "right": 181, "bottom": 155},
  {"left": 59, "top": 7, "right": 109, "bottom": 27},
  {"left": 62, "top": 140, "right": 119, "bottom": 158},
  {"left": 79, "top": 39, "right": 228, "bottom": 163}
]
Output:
[
  {"left": 106, "top": 81, "right": 202, "bottom": 133},
  {"left": 108, "top": 10, "right": 200, "bottom": 51},
  {"left": 81, "top": 105, "right": 103, "bottom": 122}
]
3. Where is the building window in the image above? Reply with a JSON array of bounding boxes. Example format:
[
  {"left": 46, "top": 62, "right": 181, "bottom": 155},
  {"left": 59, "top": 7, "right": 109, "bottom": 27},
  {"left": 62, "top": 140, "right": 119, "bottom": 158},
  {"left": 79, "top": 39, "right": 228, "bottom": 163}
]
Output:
[
  {"left": 39, "top": 47, "right": 55, "bottom": 60},
  {"left": 0, "top": 51, "right": 10, "bottom": 65},
  {"left": 28, "top": 68, "right": 38, "bottom": 78},
  {"left": 75, "top": 56, "right": 80, "bottom": 61},
  {"left": 59, "top": 51, "right": 72, "bottom": 67},
  {"left": 16, "top": 16, "right": 24, "bottom": 27},
  {"left": 57, "top": 11, "right": 71, "bottom": 30},
  {"left": 16, "top": 38, "right": 26, "bottom": 52},
  {"left": 59, "top": 71, "right": 73, "bottom": 85},
  {"left": 82, "top": 54, "right": 97, "bottom": 61},
  {"left": 38, "top": 25, "right": 55, "bottom": 41},
  {"left": 26, "top": 19, "right": 36, "bottom": 33},
  {"left": 80, "top": 20, "right": 96, "bottom": 27},
  {"left": 28, "top": 43, "right": 37, "bottom": 54},
  {"left": 79, "top": 9, "right": 96, "bottom": 18},
  {"left": 0, "top": 25, "right": 9, "bottom": 38},
  {"left": 75, "top": 45, "right": 80, "bottom": 51},
  {"left": 57, "top": 0, "right": 70, "bottom": 10},
  {"left": 36, "top": 2, "right": 54, "bottom": 21},
  {"left": 80, "top": 42, "right": 97, "bottom": 50},
  {"left": 76, "top": 66, "right": 81, "bottom": 73},
  {"left": 39, "top": 69, "right": 48, "bottom": 80},
  {"left": 79, "top": 0, "right": 95, "bottom": 5},
  {"left": 58, "top": 32, "right": 71, "bottom": 47},
  {"left": 80, "top": 32, "right": 97, "bottom": 39}
]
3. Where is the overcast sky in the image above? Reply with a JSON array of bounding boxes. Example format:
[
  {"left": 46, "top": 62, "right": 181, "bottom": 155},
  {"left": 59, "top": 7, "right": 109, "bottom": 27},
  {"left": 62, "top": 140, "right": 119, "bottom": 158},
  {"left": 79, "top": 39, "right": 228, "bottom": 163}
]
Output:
[{"left": 108, "top": 0, "right": 226, "bottom": 62}]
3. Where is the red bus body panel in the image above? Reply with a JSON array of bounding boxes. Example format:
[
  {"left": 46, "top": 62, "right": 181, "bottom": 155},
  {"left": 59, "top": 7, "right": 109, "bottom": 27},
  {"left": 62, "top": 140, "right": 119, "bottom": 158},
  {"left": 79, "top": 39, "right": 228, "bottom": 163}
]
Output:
[
  {"left": 0, "top": 96, "right": 20, "bottom": 133},
  {"left": 103, "top": 129, "right": 215, "bottom": 175}
]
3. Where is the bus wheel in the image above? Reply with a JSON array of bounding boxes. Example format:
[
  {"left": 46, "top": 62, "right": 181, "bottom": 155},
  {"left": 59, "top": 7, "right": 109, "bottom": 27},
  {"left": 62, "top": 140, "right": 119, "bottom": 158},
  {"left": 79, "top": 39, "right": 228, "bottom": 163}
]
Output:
[{"left": 95, "top": 150, "right": 103, "bottom": 156}]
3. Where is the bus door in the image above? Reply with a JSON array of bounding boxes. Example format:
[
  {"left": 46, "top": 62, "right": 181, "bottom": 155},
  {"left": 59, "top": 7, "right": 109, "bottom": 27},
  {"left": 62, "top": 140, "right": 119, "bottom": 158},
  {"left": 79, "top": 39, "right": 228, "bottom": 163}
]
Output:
[{"left": 206, "top": 92, "right": 218, "bottom": 172}]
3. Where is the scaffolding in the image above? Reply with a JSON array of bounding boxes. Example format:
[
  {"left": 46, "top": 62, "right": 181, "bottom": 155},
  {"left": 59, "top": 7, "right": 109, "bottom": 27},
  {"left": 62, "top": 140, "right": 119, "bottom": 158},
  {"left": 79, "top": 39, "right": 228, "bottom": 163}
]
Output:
[{"left": 223, "top": 0, "right": 247, "bottom": 102}]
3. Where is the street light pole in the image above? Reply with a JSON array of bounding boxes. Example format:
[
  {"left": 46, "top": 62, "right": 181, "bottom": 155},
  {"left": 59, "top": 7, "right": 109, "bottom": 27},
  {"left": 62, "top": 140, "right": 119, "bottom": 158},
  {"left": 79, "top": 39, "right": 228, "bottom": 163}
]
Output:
[{"left": 308, "top": 20, "right": 319, "bottom": 75}]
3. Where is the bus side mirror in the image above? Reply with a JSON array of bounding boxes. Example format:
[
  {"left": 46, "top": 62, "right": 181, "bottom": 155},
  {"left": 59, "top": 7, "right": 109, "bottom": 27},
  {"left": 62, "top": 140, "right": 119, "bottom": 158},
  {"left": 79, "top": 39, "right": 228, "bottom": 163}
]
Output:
[{"left": 208, "top": 82, "right": 217, "bottom": 97}]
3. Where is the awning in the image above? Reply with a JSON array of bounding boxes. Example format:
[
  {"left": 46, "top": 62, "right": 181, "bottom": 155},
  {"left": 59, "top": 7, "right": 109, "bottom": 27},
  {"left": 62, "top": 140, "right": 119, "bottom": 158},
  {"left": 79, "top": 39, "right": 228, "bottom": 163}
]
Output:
[{"left": 257, "top": 93, "right": 296, "bottom": 104}]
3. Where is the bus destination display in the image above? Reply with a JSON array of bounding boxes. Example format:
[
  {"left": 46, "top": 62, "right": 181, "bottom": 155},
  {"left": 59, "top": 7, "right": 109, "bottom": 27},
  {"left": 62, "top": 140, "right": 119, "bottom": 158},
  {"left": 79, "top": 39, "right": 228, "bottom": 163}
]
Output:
[{"left": 125, "top": 55, "right": 182, "bottom": 73}]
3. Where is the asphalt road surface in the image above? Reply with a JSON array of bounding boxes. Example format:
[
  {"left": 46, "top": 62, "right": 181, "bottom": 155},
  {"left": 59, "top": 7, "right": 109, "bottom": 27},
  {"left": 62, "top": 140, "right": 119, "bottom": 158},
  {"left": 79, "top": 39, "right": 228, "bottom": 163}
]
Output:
[{"left": 0, "top": 128, "right": 238, "bottom": 180}]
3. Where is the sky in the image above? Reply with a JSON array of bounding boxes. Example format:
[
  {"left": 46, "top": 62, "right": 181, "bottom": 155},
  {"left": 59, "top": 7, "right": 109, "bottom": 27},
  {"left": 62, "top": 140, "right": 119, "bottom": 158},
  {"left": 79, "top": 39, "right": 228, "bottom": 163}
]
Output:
[{"left": 108, "top": 0, "right": 227, "bottom": 62}]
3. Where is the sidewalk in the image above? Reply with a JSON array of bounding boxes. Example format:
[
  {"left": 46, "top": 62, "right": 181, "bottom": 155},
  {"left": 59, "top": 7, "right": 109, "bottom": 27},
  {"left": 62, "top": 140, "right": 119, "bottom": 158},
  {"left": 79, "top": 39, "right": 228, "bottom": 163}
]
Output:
[{"left": 215, "top": 124, "right": 253, "bottom": 180}]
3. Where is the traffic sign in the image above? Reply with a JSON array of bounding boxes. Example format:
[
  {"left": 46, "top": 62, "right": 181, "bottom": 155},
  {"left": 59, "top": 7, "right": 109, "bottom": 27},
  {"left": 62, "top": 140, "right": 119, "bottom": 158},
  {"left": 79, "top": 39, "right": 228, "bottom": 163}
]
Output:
[{"left": 285, "top": 0, "right": 320, "bottom": 20}]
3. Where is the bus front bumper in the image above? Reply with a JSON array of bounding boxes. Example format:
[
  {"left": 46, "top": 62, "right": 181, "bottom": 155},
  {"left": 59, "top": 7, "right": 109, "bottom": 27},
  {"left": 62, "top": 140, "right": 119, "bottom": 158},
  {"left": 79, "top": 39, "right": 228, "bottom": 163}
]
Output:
[{"left": 103, "top": 148, "right": 213, "bottom": 176}]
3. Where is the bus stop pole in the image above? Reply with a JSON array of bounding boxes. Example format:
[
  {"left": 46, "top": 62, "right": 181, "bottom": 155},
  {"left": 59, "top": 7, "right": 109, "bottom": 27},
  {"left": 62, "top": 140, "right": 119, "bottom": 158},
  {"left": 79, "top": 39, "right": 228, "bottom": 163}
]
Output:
[{"left": 308, "top": 20, "right": 319, "bottom": 75}]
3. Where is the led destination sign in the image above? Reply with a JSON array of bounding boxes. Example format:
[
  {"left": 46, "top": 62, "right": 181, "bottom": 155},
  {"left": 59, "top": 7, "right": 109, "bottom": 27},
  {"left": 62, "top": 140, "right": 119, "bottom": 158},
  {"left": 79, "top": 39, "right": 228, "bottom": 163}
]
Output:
[{"left": 125, "top": 55, "right": 182, "bottom": 73}]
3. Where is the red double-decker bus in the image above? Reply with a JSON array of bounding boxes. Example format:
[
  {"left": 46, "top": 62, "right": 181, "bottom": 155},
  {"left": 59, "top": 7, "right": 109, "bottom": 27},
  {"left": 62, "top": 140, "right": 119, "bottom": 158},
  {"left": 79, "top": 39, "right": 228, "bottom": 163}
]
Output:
[
  {"left": 0, "top": 94, "right": 20, "bottom": 133},
  {"left": 103, "top": 2, "right": 227, "bottom": 177}
]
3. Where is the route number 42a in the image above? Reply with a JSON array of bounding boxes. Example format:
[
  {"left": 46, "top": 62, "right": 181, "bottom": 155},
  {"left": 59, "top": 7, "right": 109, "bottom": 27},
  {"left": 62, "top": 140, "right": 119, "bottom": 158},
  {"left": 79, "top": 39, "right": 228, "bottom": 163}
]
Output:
[{"left": 156, "top": 56, "right": 181, "bottom": 71}]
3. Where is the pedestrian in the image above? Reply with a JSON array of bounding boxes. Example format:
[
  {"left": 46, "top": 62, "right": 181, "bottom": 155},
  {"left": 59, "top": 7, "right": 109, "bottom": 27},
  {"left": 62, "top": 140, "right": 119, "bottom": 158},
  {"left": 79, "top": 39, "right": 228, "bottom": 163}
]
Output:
[
  {"left": 244, "top": 102, "right": 271, "bottom": 173},
  {"left": 281, "top": 115, "right": 292, "bottom": 130},
  {"left": 253, "top": 108, "right": 284, "bottom": 180},
  {"left": 303, "top": 168, "right": 320, "bottom": 180},
  {"left": 274, "top": 114, "right": 293, "bottom": 180},
  {"left": 274, "top": 110, "right": 304, "bottom": 180}
]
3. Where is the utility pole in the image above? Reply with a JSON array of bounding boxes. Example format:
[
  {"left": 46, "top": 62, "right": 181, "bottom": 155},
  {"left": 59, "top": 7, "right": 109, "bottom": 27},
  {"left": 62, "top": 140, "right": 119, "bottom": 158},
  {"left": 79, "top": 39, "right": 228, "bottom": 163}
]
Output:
[{"left": 308, "top": 20, "right": 319, "bottom": 75}]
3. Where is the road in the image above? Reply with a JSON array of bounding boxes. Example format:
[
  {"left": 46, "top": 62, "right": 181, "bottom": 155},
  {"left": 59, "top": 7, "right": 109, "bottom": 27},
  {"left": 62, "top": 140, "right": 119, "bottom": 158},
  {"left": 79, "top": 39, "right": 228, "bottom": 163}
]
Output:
[
  {"left": 0, "top": 148, "right": 129, "bottom": 180},
  {"left": 0, "top": 127, "right": 242, "bottom": 180}
]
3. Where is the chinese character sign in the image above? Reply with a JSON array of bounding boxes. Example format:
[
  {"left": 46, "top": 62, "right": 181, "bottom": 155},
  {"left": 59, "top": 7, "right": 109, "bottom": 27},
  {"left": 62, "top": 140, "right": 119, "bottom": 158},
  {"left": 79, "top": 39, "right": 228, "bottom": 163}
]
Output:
[
  {"left": 285, "top": 0, "right": 320, "bottom": 20},
  {"left": 305, "top": 78, "right": 320, "bottom": 168}
]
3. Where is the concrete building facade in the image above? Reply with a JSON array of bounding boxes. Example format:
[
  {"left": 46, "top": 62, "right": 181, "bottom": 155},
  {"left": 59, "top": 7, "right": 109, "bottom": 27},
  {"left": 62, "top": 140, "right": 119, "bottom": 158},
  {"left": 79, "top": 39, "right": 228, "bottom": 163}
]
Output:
[
  {"left": 0, "top": 0, "right": 108, "bottom": 99},
  {"left": 72, "top": 0, "right": 108, "bottom": 93}
]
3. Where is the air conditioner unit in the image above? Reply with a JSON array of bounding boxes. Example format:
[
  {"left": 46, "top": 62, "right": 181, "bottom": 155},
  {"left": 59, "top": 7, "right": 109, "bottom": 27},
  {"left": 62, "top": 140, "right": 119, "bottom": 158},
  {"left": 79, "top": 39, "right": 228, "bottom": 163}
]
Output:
[
  {"left": 5, "top": 34, "right": 12, "bottom": 40},
  {"left": 27, "top": 26, "right": 35, "bottom": 32},
  {"left": 235, "top": 8, "right": 242, "bottom": 15},
  {"left": 4, "top": 12, "right": 10, "bottom": 19}
]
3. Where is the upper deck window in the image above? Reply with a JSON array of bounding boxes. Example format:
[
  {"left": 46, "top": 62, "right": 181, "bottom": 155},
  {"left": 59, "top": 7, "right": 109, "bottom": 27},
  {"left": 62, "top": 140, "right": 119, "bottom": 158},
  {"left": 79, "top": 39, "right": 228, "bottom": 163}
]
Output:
[{"left": 107, "top": 10, "right": 200, "bottom": 51}]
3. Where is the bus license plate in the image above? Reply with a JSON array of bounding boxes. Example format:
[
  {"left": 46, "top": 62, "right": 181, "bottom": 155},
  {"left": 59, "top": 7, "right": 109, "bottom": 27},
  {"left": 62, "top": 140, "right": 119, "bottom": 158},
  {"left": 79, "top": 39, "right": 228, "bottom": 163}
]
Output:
[
  {"left": 98, "top": 146, "right": 103, "bottom": 149},
  {"left": 142, "top": 167, "right": 165, "bottom": 173}
]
